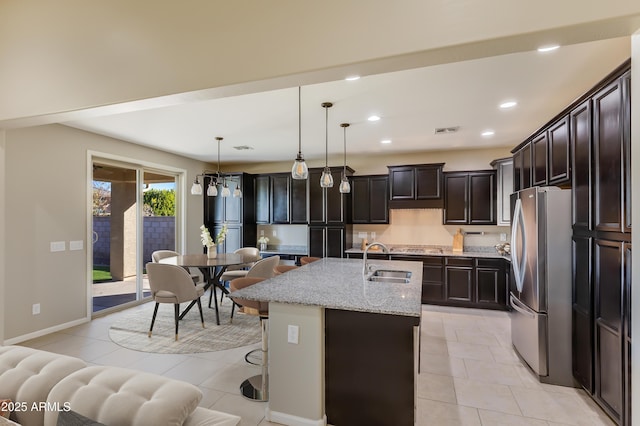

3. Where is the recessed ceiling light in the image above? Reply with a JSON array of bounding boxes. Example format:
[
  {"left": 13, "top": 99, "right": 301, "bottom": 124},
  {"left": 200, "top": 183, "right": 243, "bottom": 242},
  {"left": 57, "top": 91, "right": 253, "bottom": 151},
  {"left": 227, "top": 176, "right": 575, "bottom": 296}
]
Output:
[
  {"left": 481, "top": 130, "right": 495, "bottom": 137},
  {"left": 380, "top": 139, "right": 392, "bottom": 144},
  {"left": 368, "top": 115, "right": 381, "bottom": 122},
  {"left": 345, "top": 75, "right": 360, "bottom": 81},
  {"left": 537, "top": 45, "right": 560, "bottom": 53},
  {"left": 499, "top": 101, "right": 517, "bottom": 109}
]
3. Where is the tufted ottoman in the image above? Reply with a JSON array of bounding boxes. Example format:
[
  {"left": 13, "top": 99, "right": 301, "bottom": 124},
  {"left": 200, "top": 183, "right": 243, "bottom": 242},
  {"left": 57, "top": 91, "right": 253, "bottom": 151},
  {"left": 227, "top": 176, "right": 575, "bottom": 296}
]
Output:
[
  {"left": 43, "top": 365, "right": 240, "bottom": 426},
  {"left": 0, "top": 346, "right": 87, "bottom": 425}
]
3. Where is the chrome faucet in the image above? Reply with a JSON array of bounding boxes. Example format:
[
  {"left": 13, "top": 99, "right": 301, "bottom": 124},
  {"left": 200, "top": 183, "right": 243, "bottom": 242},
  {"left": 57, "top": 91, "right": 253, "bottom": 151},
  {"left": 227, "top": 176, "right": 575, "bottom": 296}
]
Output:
[{"left": 363, "top": 242, "right": 389, "bottom": 276}]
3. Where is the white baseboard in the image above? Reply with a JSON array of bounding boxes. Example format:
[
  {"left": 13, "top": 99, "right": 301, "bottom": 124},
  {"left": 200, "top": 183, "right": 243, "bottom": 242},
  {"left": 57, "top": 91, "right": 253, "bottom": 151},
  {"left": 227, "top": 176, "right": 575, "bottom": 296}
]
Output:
[
  {"left": 3, "top": 317, "right": 89, "bottom": 345},
  {"left": 265, "top": 408, "right": 327, "bottom": 426}
]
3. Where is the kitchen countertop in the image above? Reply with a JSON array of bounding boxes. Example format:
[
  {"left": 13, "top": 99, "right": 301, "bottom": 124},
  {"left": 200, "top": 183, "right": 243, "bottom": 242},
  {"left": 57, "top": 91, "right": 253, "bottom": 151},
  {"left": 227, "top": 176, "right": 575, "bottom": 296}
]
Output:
[
  {"left": 258, "top": 245, "right": 308, "bottom": 256},
  {"left": 230, "top": 257, "right": 423, "bottom": 317},
  {"left": 345, "top": 245, "right": 511, "bottom": 260}
]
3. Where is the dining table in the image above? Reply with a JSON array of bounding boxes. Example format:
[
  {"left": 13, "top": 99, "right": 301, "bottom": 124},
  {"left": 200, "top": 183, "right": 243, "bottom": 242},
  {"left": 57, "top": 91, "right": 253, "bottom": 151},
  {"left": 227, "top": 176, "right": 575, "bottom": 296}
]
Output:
[{"left": 159, "top": 253, "right": 260, "bottom": 325}]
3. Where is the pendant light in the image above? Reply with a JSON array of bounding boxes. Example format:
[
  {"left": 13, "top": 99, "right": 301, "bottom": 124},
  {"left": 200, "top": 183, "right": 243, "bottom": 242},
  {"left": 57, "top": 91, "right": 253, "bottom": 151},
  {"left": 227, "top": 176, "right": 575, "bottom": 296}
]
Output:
[
  {"left": 339, "top": 123, "right": 351, "bottom": 193},
  {"left": 291, "top": 87, "right": 308, "bottom": 180},
  {"left": 191, "top": 136, "right": 241, "bottom": 197},
  {"left": 191, "top": 177, "right": 203, "bottom": 195},
  {"left": 320, "top": 102, "right": 334, "bottom": 188}
]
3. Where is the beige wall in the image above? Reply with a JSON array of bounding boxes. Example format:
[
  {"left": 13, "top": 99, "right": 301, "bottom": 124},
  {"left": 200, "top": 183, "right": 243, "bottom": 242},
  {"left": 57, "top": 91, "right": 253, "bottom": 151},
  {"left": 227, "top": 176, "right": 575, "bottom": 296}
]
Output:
[
  {"left": 2, "top": 2, "right": 640, "bottom": 125},
  {"left": 0, "top": 129, "right": 5, "bottom": 343},
  {"left": 3, "top": 124, "right": 206, "bottom": 341}
]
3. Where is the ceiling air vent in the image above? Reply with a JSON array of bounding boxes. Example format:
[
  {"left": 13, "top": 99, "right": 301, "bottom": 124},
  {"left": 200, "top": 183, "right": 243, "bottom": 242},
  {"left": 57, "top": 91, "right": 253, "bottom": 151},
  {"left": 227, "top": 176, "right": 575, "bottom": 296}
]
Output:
[
  {"left": 434, "top": 126, "right": 460, "bottom": 134},
  {"left": 233, "top": 145, "right": 254, "bottom": 150}
]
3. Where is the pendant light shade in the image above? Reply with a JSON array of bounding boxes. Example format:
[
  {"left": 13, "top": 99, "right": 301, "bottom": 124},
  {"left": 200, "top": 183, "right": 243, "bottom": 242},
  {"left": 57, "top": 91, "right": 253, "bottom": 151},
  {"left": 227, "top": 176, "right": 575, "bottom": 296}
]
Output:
[
  {"left": 221, "top": 183, "right": 231, "bottom": 197},
  {"left": 320, "top": 102, "right": 334, "bottom": 188},
  {"left": 206, "top": 180, "right": 218, "bottom": 197},
  {"left": 292, "top": 87, "right": 309, "bottom": 180},
  {"left": 191, "top": 178, "right": 203, "bottom": 195},
  {"left": 233, "top": 183, "right": 242, "bottom": 198},
  {"left": 339, "top": 123, "right": 351, "bottom": 194}
]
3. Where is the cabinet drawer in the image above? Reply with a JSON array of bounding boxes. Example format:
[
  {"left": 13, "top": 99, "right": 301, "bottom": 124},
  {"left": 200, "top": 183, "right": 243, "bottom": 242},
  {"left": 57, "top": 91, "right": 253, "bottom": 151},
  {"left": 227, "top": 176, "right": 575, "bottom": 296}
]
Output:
[
  {"left": 446, "top": 257, "right": 473, "bottom": 267},
  {"left": 476, "top": 258, "right": 503, "bottom": 268}
]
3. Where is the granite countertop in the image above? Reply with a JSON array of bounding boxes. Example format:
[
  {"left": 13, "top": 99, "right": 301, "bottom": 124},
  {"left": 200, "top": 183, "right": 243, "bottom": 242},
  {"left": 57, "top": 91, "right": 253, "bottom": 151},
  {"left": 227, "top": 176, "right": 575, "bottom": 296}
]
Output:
[
  {"left": 345, "top": 245, "right": 511, "bottom": 260},
  {"left": 229, "top": 257, "right": 423, "bottom": 317},
  {"left": 258, "top": 245, "right": 308, "bottom": 256}
]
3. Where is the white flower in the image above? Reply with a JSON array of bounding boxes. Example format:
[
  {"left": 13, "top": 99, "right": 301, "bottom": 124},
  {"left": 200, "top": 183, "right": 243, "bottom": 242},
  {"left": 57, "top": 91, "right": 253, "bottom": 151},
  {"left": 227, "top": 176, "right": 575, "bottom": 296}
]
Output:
[
  {"left": 258, "top": 236, "right": 269, "bottom": 244},
  {"left": 215, "top": 223, "right": 228, "bottom": 245},
  {"left": 200, "top": 225, "right": 214, "bottom": 248}
]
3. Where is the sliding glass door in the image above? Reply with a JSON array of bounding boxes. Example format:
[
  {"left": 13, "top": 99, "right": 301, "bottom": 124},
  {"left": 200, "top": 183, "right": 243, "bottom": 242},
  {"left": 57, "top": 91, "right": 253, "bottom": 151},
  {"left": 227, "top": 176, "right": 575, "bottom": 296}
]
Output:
[{"left": 91, "top": 160, "right": 179, "bottom": 314}]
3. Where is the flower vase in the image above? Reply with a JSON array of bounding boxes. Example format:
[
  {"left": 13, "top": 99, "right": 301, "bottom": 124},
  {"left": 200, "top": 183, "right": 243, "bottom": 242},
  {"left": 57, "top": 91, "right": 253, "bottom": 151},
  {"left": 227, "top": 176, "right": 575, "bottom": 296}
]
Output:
[
  {"left": 207, "top": 245, "right": 217, "bottom": 259},
  {"left": 259, "top": 242, "right": 267, "bottom": 251}
]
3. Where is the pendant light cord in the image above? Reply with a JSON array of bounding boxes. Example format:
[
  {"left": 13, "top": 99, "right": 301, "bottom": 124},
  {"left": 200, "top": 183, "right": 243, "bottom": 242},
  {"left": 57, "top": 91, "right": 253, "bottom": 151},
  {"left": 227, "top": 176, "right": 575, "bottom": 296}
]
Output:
[
  {"left": 298, "top": 86, "right": 302, "bottom": 156},
  {"left": 343, "top": 125, "right": 347, "bottom": 175},
  {"left": 325, "top": 105, "right": 329, "bottom": 168}
]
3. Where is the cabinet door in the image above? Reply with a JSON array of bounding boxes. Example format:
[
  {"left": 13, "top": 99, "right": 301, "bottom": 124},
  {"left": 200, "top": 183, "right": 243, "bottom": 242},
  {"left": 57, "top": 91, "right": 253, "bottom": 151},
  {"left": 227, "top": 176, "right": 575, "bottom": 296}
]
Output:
[
  {"left": 571, "top": 100, "right": 592, "bottom": 231},
  {"left": 351, "top": 177, "right": 370, "bottom": 223},
  {"left": 532, "top": 133, "right": 548, "bottom": 186},
  {"left": 623, "top": 243, "right": 631, "bottom": 426},
  {"left": 522, "top": 143, "right": 532, "bottom": 189},
  {"left": 326, "top": 170, "right": 345, "bottom": 224},
  {"left": 206, "top": 176, "right": 225, "bottom": 224},
  {"left": 622, "top": 71, "right": 631, "bottom": 233},
  {"left": 308, "top": 170, "right": 325, "bottom": 224},
  {"left": 271, "top": 174, "right": 290, "bottom": 224},
  {"left": 421, "top": 257, "right": 444, "bottom": 302},
  {"left": 594, "top": 239, "right": 623, "bottom": 422},
  {"left": 513, "top": 150, "right": 522, "bottom": 192},
  {"left": 548, "top": 117, "right": 570, "bottom": 184},
  {"left": 389, "top": 167, "right": 415, "bottom": 200},
  {"left": 308, "top": 227, "right": 325, "bottom": 258},
  {"left": 224, "top": 178, "right": 242, "bottom": 224},
  {"left": 290, "top": 177, "right": 308, "bottom": 224},
  {"left": 369, "top": 176, "right": 389, "bottom": 223},
  {"left": 475, "top": 259, "right": 505, "bottom": 307},
  {"left": 593, "top": 79, "right": 623, "bottom": 233},
  {"left": 572, "top": 235, "right": 593, "bottom": 392},
  {"left": 469, "top": 171, "right": 496, "bottom": 225},
  {"left": 224, "top": 226, "right": 242, "bottom": 253},
  {"left": 415, "top": 165, "right": 441, "bottom": 199},
  {"left": 255, "top": 175, "right": 270, "bottom": 224},
  {"left": 494, "top": 159, "right": 513, "bottom": 227},
  {"left": 325, "top": 227, "right": 345, "bottom": 258},
  {"left": 444, "top": 173, "right": 468, "bottom": 224},
  {"left": 445, "top": 258, "right": 474, "bottom": 303}
]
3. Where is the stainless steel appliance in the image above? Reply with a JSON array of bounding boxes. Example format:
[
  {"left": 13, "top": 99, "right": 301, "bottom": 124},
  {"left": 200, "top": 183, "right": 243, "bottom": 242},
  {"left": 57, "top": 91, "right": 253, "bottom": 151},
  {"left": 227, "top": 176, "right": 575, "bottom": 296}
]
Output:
[{"left": 510, "top": 186, "right": 575, "bottom": 387}]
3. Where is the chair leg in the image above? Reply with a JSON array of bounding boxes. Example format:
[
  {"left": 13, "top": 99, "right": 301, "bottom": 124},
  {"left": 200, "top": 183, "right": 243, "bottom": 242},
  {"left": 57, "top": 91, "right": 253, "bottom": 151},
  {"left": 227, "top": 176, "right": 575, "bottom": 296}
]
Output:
[
  {"left": 174, "top": 304, "right": 180, "bottom": 341},
  {"left": 149, "top": 302, "right": 160, "bottom": 337},
  {"left": 196, "top": 297, "right": 205, "bottom": 328},
  {"left": 240, "top": 316, "right": 269, "bottom": 401},
  {"left": 230, "top": 302, "right": 236, "bottom": 323}
]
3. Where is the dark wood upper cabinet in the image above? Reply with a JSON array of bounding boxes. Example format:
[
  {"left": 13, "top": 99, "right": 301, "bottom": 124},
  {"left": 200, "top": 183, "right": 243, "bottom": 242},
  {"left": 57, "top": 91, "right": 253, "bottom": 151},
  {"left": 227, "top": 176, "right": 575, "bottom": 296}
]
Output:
[
  {"left": 388, "top": 163, "right": 444, "bottom": 208},
  {"left": 513, "top": 149, "right": 522, "bottom": 192},
  {"left": 593, "top": 78, "right": 624, "bottom": 233},
  {"left": 270, "top": 174, "right": 290, "bottom": 224},
  {"left": 255, "top": 175, "right": 270, "bottom": 224},
  {"left": 622, "top": 70, "right": 631, "bottom": 233},
  {"left": 308, "top": 167, "right": 353, "bottom": 225},
  {"left": 547, "top": 116, "right": 571, "bottom": 184},
  {"left": 444, "top": 171, "right": 496, "bottom": 225},
  {"left": 532, "top": 132, "right": 548, "bottom": 186},
  {"left": 571, "top": 100, "right": 592, "bottom": 231},
  {"left": 352, "top": 175, "right": 389, "bottom": 224},
  {"left": 522, "top": 143, "right": 532, "bottom": 189},
  {"left": 290, "top": 177, "right": 308, "bottom": 224}
]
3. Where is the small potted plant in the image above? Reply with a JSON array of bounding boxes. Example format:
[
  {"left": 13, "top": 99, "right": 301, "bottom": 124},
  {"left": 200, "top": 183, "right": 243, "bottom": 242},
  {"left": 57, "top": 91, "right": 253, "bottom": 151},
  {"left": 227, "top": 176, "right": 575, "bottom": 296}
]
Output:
[
  {"left": 257, "top": 236, "right": 269, "bottom": 251},
  {"left": 201, "top": 223, "right": 227, "bottom": 258}
]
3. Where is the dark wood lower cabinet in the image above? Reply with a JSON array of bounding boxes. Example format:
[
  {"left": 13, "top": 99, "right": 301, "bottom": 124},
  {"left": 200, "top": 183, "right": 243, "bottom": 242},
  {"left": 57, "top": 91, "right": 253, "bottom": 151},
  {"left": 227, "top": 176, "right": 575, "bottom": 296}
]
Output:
[
  {"left": 325, "top": 309, "right": 419, "bottom": 426},
  {"left": 308, "top": 226, "right": 351, "bottom": 258},
  {"left": 446, "top": 258, "right": 473, "bottom": 302},
  {"left": 572, "top": 235, "right": 593, "bottom": 392}
]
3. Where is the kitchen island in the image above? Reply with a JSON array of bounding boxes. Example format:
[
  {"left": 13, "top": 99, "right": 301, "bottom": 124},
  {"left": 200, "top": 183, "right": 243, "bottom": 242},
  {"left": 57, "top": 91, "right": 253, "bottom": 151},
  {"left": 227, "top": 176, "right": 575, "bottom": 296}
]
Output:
[{"left": 230, "top": 257, "right": 423, "bottom": 426}]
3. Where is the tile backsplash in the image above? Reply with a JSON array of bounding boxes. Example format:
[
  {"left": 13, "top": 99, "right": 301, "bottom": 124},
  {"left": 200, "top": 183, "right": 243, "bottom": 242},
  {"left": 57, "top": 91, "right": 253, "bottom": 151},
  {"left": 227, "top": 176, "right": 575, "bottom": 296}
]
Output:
[{"left": 352, "top": 209, "right": 510, "bottom": 248}]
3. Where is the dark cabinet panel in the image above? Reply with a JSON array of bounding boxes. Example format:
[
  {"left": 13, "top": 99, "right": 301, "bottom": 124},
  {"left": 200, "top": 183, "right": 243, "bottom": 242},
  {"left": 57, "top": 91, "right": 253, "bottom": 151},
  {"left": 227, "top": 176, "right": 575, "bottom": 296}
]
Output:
[
  {"left": 513, "top": 150, "right": 522, "bottom": 192},
  {"left": 224, "top": 189, "right": 242, "bottom": 224},
  {"left": 446, "top": 266, "right": 473, "bottom": 302},
  {"left": 444, "top": 171, "right": 496, "bottom": 225},
  {"left": 443, "top": 173, "right": 468, "bottom": 224},
  {"left": 475, "top": 259, "right": 506, "bottom": 307},
  {"left": 391, "top": 255, "right": 444, "bottom": 304},
  {"left": 351, "top": 175, "right": 389, "bottom": 224},
  {"left": 522, "top": 143, "right": 532, "bottom": 189},
  {"left": 624, "top": 243, "right": 631, "bottom": 426},
  {"left": 271, "top": 174, "right": 290, "bottom": 224},
  {"left": 325, "top": 227, "right": 346, "bottom": 258},
  {"left": 532, "top": 132, "right": 548, "bottom": 186},
  {"left": 572, "top": 235, "right": 593, "bottom": 392},
  {"left": 290, "top": 177, "right": 308, "bottom": 224},
  {"left": 571, "top": 100, "right": 592, "bottom": 231},
  {"left": 255, "top": 175, "right": 270, "bottom": 224},
  {"left": 594, "top": 239, "right": 623, "bottom": 422},
  {"left": 593, "top": 79, "right": 624, "bottom": 233},
  {"left": 308, "top": 227, "right": 325, "bottom": 258},
  {"left": 309, "top": 226, "right": 348, "bottom": 258},
  {"left": 415, "top": 165, "right": 442, "bottom": 199},
  {"left": 309, "top": 167, "right": 351, "bottom": 225},
  {"left": 308, "top": 169, "right": 326, "bottom": 224},
  {"left": 326, "top": 170, "right": 345, "bottom": 224},
  {"left": 388, "top": 164, "right": 444, "bottom": 208},
  {"left": 622, "top": 71, "right": 631, "bottom": 233},
  {"left": 548, "top": 117, "right": 571, "bottom": 184}
]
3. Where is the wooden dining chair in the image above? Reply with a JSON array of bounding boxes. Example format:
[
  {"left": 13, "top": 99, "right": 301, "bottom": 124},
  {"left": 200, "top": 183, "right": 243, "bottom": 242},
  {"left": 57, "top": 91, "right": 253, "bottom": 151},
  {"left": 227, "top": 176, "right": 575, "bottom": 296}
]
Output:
[{"left": 274, "top": 265, "right": 298, "bottom": 275}]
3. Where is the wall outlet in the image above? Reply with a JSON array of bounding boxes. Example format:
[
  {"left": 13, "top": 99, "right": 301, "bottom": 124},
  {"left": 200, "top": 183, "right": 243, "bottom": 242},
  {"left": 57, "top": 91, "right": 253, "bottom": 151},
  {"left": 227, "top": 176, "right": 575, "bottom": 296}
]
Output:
[
  {"left": 32, "top": 303, "right": 40, "bottom": 315},
  {"left": 357, "top": 232, "right": 367, "bottom": 239},
  {"left": 272, "top": 230, "right": 277, "bottom": 237},
  {"left": 500, "top": 233, "right": 507, "bottom": 241},
  {"left": 69, "top": 240, "right": 83, "bottom": 251},
  {"left": 371, "top": 232, "right": 377, "bottom": 240},
  {"left": 50, "top": 241, "right": 66, "bottom": 252},
  {"left": 287, "top": 324, "right": 299, "bottom": 344}
]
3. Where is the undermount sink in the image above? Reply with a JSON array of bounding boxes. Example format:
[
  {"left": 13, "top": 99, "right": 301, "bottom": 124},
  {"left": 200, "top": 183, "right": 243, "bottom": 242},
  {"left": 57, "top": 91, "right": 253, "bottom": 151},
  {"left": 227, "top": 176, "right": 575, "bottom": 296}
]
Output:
[{"left": 367, "top": 269, "right": 412, "bottom": 283}]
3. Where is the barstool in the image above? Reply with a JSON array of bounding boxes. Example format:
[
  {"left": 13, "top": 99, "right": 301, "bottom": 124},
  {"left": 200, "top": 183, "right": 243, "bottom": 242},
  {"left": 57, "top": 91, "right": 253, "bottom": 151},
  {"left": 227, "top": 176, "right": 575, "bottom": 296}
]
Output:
[
  {"left": 229, "top": 277, "right": 269, "bottom": 401},
  {"left": 300, "top": 256, "right": 321, "bottom": 265}
]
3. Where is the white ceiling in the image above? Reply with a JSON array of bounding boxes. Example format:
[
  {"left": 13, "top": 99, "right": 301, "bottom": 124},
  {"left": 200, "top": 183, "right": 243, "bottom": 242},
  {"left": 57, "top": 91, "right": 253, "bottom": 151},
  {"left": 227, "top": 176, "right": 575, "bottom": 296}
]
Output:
[{"left": 64, "top": 37, "right": 630, "bottom": 165}]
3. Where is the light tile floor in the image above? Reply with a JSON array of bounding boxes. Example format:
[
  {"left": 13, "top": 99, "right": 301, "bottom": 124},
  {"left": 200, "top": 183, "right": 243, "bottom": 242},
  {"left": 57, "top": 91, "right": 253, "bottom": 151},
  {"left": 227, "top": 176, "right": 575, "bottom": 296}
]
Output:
[{"left": 19, "top": 303, "right": 615, "bottom": 426}]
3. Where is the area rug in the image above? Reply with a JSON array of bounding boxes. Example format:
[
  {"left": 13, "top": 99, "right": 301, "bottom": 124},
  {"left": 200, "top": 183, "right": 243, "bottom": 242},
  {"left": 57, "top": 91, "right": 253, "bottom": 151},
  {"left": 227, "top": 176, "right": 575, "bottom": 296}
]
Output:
[{"left": 109, "top": 297, "right": 261, "bottom": 354}]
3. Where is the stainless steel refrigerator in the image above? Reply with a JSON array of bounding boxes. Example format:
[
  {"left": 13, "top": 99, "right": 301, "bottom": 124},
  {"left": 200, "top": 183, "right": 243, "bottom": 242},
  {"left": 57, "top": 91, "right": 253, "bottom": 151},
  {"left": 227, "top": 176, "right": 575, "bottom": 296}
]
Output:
[{"left": 510, "top": 186, "right": 575, "bottom": 387}]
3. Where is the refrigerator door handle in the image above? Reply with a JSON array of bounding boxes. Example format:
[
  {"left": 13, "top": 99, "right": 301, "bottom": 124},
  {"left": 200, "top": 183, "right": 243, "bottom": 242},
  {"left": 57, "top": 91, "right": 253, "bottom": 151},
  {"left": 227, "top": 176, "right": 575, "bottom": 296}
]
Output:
[
  {"left": 510, "top": 293, "right": 536, "bottom": 318},
  {"left": 510, "top": 198, "right": 527, "bottom": 293}
]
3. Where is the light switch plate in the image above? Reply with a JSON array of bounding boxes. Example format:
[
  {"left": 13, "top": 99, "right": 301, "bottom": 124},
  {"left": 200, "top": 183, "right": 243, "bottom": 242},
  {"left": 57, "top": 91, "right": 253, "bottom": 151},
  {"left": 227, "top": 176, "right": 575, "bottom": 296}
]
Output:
[
  {"left": 371, "top": 232, "right": 377, "bottom": 240},
  {"left": 358, "top": 232, "right": 367, "bottom": 239},
  {"left": 50, "top": 241, "right": 66, "bottom": 252},
  {"left": 70, "top": 240, "right": 84, "bottom": 251},
  {"left": 287, "top": 324, "right": 299, "bottom": 344}
]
